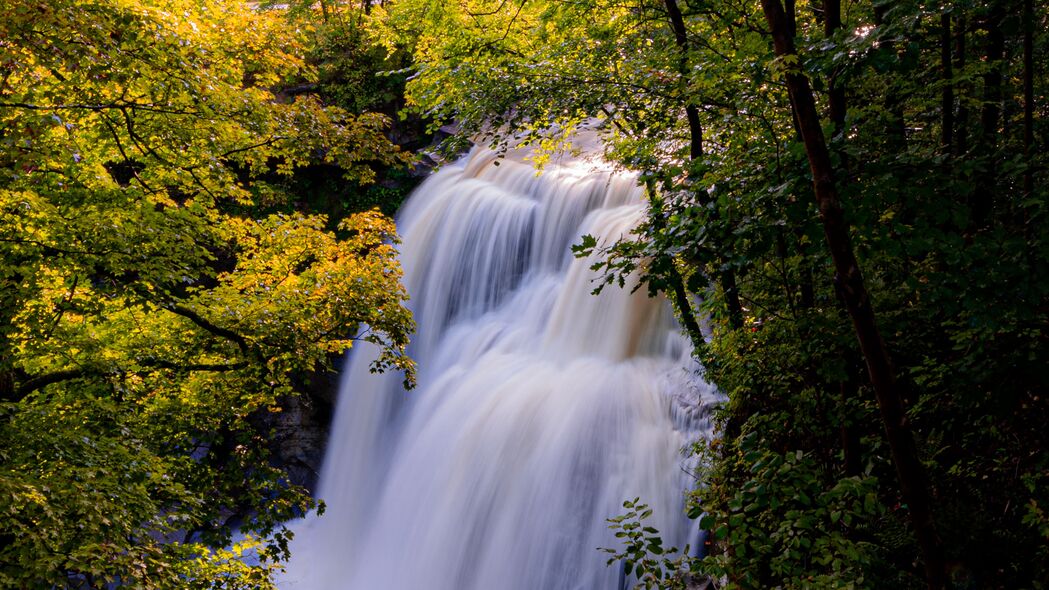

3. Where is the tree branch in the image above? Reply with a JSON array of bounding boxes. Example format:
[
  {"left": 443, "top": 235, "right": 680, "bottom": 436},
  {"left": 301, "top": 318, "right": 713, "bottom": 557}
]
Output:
[
  {"left": 166, "top": 304, "right": 251, "bottom": 355},
  {"left": 11, "top": 369, "right": 87, "bottom": 401},
  {"left": 9, "top": 359, "right": 249, "bottom": 402}
]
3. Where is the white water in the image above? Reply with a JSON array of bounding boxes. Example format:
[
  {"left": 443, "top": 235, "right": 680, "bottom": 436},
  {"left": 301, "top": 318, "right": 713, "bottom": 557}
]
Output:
[{"left": 283, "top": 145, "right": 719, "bottom": 590}]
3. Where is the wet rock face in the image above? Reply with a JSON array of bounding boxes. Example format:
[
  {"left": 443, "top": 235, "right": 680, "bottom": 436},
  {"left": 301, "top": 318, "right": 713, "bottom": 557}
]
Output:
[
  {"left": 258, "top": 363, "right": 342, "bottom": 495},
  {"left": 269, "top": 393, "right": 329, "bottom": 494}
]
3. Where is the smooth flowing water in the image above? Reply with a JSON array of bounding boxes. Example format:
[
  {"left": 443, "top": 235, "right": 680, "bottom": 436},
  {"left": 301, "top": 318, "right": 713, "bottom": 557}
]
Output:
[{"left": 283, "top": 145, "right": 718, "bottom": 590}]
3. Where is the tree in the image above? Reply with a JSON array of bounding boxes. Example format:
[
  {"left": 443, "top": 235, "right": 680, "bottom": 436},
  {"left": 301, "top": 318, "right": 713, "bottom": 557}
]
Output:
[
  {"left": 0, "top": 0, "right": 414, "bottom": 587},
  {"left": 758, "top": 0, "right": 944, "bottom": 586}
]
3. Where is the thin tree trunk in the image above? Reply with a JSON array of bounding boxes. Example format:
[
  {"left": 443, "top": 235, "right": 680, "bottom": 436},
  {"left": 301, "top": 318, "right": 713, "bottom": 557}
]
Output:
[
  {"left": 941, "top": 13, "right": 954, "bottom": 152},
  {"left": 758, "top": 1, "right": 946, "bottom": 588},
  {"left": 646, "top": 180, "right": 706, "bottom": 354},
  {"left": 955, "top": 16, "right": 969, "bottom": 156},
  {"left": 798, "top": 256, "right": 815, "bottom": 308},
  {"left": 874, "top": 4, "right": 907, "bottom": 148},
  {"left": 719, "top": 267, "right": 744, "bottom": 329},
  {"left": 663, "top": 0, "right": 704, "bottom": 161},
  {"left": 824, "top": 0, "right": 845, "bottom": 136},
  {"left": 661, "top": 0, "right": 707, "bottom": 344},
  {"left": 664, "top": 0, "right": 744, "bottom": 330},
  {"left": 974, "top": 2, "right": 1005, "bottom": 228},
  {"left": 980, "top": 4, "right": 1005, "bottom": 141},
  {"left": 840, "top": 378, "right": 862, "bottom": 476},
  {"left": 1024, "top": 0, "right": 1034, "bottom": 197},
  {"left": 823, "top": 0, "right": 861, "bottom": 476}
]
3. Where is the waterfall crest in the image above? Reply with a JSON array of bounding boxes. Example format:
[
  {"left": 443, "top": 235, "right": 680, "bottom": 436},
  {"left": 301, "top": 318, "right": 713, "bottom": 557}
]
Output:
[{"left": 282, "top": 145, "right": 719, "bottom": 590}]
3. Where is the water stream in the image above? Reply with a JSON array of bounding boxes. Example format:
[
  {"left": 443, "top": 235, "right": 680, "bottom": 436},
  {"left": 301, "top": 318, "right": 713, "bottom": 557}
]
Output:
[{"left": 282, "top": 145, "right": 718, "bottom": 589}]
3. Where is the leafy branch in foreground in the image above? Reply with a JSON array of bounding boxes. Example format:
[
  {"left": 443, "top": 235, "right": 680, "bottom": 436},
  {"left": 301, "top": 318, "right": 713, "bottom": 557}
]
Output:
[{"left": 602, "top": 498, "right": 699, "bottom": 590}]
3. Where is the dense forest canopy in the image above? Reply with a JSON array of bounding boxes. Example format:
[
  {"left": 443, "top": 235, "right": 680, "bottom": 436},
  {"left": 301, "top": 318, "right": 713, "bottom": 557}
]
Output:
[
  {"left": 1, "top": 0, "right": 1048, "bottom": 588},
  {"left": 0, "top": 1, "right": 413, "bottom": 587}
]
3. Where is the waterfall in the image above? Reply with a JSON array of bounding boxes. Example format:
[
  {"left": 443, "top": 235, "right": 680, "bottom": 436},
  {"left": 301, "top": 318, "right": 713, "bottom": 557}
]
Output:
[{"left": 282, "top": 144, "right": 719, "bottom": 590}]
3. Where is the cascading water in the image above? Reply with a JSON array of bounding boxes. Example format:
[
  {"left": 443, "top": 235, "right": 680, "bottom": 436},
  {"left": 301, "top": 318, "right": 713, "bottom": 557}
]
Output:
[{"left": 282, "top": 144, "right": 719, "bottom": 590}]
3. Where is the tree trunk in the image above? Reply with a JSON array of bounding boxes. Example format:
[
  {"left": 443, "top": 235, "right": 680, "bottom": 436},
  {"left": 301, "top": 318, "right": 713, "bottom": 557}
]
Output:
[
  {"left": 941, "top": 13, "right": 954, "bottom": 152},
  {"left": 974, "top": 2, "right": 1005, "bottom": 228},
  {"left": 1024, "top": 0, "right": 1034, "bottom": 197},
  {"left": 646, "top": 180, "right": 706, "bottom": 355},
  {"left": 664, "top": 0, "right": 744, "bottom": 330},
  {"left": 823, "top": 0, "right": 845, "bottom": 136},
  {"left": 954, "top": 16, "right": 969, "bottom": 156},
  {"left": 663, "top": 0, "right": 703, "bottom": 160},
  {"left": 758, "top": 1, "right": 946, "bottom": 588},
  {"left": 874, "top": 4, "right": 907, "bottom": 148}
]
